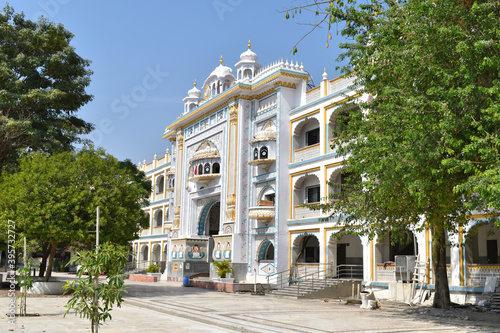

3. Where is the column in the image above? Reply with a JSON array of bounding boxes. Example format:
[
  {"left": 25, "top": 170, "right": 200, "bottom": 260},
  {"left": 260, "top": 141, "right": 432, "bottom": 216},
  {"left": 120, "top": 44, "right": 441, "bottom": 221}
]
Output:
[{"left": 173, "top": 131, "right": 184, "bottom": 231}]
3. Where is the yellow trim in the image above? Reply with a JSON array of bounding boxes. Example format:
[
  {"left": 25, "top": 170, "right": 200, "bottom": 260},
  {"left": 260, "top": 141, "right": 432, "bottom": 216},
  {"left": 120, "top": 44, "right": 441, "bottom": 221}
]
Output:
[
  {"left": 289, "top": 175, "right": 293, "bottom": 219},
  {"left": 290, "top": 166, "right": 321, "bottom": 177},
  {"left": 323, "top": 106, "right": 327, "bottom": 155},
  {"left": 324, "top": 94, "right": 362, "bottom": 111},
  {"left": 294, "top": 143, "right": 320, "bottom": 153},
  {"left": 290, "top": 109, "right": 320, "bottom": 123},
  {"left": 324, "top": 81, "right": 328, "bottom": 96},
  {"left": 234, "top": 109, "right": 239, "bottom": 200},
  {"left": 465, "top": 213, "right": 500, "bottom": 219},
  {"left": 324, "top": 161, "right": 345, "bottom": 198},
  {"left": 289, "top": 118, "right": 293, "bottom": 163},
  {"left": 165, "top": 71, "right": 308, "bottom": 132},
  {"left": 329, "top": 72, "right": 349, "bottom": 85},
  {"left": 305, "top": 85, "right": 320, "bottom": 96},
  {"left": 289, "top": 232, "right": 292, "bottom": 270}
]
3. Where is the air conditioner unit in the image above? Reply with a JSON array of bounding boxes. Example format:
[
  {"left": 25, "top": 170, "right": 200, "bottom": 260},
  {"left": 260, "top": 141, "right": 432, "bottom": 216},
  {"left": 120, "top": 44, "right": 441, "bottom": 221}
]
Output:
[{"left": 395, "top": 255, "right": 417, "bottom": 282}]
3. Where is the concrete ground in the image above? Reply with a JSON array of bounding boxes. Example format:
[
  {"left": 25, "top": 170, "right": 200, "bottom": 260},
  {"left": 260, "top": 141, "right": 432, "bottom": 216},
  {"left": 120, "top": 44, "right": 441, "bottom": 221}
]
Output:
[{"left": 1, "top": 273, "right": 500, "bottom": 333}]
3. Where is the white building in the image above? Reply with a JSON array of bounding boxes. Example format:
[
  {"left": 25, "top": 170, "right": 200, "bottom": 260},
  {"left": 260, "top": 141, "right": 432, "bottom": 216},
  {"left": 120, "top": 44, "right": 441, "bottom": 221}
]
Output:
[{"left": 132, "top": 43, "right": 500, "bottom": 301}]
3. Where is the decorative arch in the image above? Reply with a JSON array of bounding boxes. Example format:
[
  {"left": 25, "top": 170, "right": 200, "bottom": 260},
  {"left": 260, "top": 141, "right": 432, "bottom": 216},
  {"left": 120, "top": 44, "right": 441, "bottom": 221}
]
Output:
[
  {"left": 152, "top": 243, "right": 161, "bottom": 262},
  {"left": 153, "top": 209, "right": 163, "bottom": 227},
  {"left": 292, "top": 233, "right": 320, "bottom": 264},
  {"left": 258, "top": 239, "right": 275, "bottom": 261},
  {"left": 155, "top": 175, "right": 164, "bottom": 193},
  {"left": 140, "top": 244, "right": 149, "bottom": 261},
  {"left": 197, "top": 200, "right": 219, "bottom": 236}
]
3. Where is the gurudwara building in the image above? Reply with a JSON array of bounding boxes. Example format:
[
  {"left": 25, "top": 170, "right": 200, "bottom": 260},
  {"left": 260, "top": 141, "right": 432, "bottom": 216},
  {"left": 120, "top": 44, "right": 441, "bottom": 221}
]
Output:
[{"left": 131, "top": 43, "right": 499, "bottom": 302}]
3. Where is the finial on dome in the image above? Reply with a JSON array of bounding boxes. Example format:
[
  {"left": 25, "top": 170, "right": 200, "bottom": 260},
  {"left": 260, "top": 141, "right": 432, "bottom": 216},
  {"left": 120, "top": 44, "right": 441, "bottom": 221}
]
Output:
[
  {"left": 194, "top": 79, "right": 197, "bottom": 87},
  {"left": 322, "top": 68, "right": 328, "bottom": 80},
  {"left": 220, "top": 55, "right": 223, "bottom": 65},
  {"left": 248, "top": 40, "right": 251, "bottom": 49}
]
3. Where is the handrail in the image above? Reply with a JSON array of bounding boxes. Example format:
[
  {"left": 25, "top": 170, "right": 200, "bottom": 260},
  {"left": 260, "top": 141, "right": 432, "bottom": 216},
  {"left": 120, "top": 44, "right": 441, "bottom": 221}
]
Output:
[{"left": 266, "top": 263, "right": 363, "bottom": 297}]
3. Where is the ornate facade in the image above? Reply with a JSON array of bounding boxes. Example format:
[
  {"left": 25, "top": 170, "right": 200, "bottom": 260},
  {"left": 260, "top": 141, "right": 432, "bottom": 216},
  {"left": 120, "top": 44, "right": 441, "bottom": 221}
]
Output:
[{"left": 131, "top": 43, "right": 499, "bottom": 300}]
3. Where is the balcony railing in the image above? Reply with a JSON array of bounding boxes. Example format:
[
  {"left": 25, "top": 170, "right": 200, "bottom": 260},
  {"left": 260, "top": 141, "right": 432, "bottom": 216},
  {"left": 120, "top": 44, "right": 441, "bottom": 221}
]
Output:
[
  {"left": 294, "top": 205, "right": 321, "bottom": 219},
  {"left": 294, "top": 143, "right": 320, "bottom": 162}
]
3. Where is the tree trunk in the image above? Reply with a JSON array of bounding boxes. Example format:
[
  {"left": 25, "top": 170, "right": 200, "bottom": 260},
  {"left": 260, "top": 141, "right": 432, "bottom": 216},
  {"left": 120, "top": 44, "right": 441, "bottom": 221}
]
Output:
[
  {"left": 44, "top": 243, "right": 58, "bottom": 282},
  {"left": 431, "top": 222, "right": 451, "bottom": 308},
  {"left": 38, "top": 243, "right": 49, "bottom": 277}
]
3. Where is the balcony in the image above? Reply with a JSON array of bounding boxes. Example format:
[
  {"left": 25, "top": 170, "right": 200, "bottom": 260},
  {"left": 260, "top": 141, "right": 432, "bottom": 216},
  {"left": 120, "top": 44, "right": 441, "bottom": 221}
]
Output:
[
  {"left": 294, "top": 143, "right": 320, "bottom": 162},
  {"left": 248, "top": 200, "right": 275, "bottom": 225},
  {"left": 189, "top": 174, "right": 221, "bottom": 186},
  {"left": 248, "top": 158, "right": 275, "bottom": 169},
  {"left": 294, "top": 205, "right": 321, "bottom": 219}
]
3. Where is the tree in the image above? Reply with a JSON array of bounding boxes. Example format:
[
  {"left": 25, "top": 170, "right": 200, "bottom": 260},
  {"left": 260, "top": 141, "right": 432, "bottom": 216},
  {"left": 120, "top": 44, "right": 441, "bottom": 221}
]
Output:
[
  {"left": 0, "top": 5, "right": 94, "bottom": 173},
  {"left": 288, "top": 0, "right": 500, "bottom": 308},
  {"left": 0, "top": 147, "right": 150, "bottom": 281},
  {"left": 64, "top": 242, "right": 129, "bottom": 333}
]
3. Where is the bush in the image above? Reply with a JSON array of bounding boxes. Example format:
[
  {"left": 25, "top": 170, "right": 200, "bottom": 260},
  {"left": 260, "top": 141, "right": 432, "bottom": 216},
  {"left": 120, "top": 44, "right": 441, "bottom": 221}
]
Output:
[
  {"left": 146, "top": 263, "right": 159, "bottom": 273},
  {"left": 212, "top": 260, "right": 234, "bottom": 278}
]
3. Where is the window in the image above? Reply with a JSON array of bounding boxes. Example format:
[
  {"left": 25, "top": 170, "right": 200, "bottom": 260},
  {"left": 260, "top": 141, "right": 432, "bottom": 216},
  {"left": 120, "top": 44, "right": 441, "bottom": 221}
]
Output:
[
  {"left": 198, "top": 164, "right": 203, "bottom": 175},
  {"left": 156, "top": 176, "right": 164, "bottom": 194},
  {"left": 204, "top": 163, "right": 211, "bottom": 174},
  {"left": 212, "top": 163, "right": 220, "bottom": 174},
  {"left": 259, "top": 146, "right": 268, "bottom": 159},
  {"left": 264, "top": 193, "right": 275, "bottom": 204},
  {"left": 305, "top": 128, "right": 320, "bottom": 146},
  {"left": 253, "top": 148, "right": 259, "bottom": 160},
  {"left": 306, "top": 185, "right": 320, "bottom": 204}
]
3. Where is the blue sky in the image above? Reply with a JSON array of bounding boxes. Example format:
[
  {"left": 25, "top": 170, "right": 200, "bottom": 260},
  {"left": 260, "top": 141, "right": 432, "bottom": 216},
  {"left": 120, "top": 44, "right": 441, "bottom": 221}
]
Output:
[{"left": 9, "top": 1, "right": 348, "bottom": 164}]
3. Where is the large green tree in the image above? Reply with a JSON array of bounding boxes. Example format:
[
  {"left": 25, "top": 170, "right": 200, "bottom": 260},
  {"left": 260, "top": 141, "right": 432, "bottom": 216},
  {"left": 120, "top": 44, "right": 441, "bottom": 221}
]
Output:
[
  {"left": 289, "top": 0, "right": 500, "bottom": 308},
  {"left": 0, "top": 5, "right": 94, "bottom": 172},
  {"left": 0, "top": 147, "right": 151, "bottom": 280}
]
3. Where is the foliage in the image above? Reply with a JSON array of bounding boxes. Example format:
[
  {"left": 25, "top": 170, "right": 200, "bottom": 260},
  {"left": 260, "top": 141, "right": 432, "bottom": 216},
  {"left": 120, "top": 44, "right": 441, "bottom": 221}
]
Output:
[
  {"left": 0, "top": 5, "right": 94, "bottom": 173},
  {"left": 288, "top": 0, "right": 500, "bottom": 308},
  {"left": 146, "top": 263, "right": 159, "bottom": 273},
  {"left": 0, "top": 146, "right": 150, "bottom": 280},
  {"left": 17, "top": 259, "right": 34, "bottom": 316},
  {"left": 212, "top": 260, "right": 234, "bottom": 278},
  {"left": 64, "top": 243, "right": 129, "bottom": 333}
]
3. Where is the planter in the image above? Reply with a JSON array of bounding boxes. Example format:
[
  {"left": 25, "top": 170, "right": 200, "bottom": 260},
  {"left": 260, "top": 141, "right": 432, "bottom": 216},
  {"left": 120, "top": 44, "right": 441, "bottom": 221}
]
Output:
[
  {"left": 212, "top": 277, "right": 234, "bottom": 284},
  {"left": 146, "top": 273, "right": 162, "bottom": 281},
  {"left": 28, "top": 281, "right": 66, "bottom": 295}
]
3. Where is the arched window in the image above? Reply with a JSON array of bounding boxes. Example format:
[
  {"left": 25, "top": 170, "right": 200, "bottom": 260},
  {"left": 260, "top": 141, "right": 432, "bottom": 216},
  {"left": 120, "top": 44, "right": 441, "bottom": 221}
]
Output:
[
  {"left": 155, "top": 175, "right": 164, "bottom": 194},
  {"left": 260, "top": 146, "right": 268, "bottom": 159},
  {"left": 198, "top": 164, "right": 203, "bottom": 175},
  {"left": 204, "top": 163, "right": 211, "bottom": 174},
  {"left": 253, "top": 148, "right": 259, "bottom": 160},
  {"left": 154, "top": 209, "right": 163, "bottom": 227},
  {"left": 212, "top": 163, "right": 220, "bottom": 174},
  {"left": 264, "top": 243, "right": 275, "bottom": 260}
]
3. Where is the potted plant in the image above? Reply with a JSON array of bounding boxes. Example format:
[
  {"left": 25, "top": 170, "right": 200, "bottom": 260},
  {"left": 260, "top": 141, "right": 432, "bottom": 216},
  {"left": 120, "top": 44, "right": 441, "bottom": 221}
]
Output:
[
  {"left": 212, "top": 260, "right": 234, "bottom": 283},
  {"left": 146, "top": 263, "right": 161, "bottom": 281}
]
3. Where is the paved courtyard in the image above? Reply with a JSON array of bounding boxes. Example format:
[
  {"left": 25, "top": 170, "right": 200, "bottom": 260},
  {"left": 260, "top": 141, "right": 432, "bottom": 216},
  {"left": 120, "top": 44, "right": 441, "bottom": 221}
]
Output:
[{"left": 1, "top": 277, "right": 500, "bottom": 332}]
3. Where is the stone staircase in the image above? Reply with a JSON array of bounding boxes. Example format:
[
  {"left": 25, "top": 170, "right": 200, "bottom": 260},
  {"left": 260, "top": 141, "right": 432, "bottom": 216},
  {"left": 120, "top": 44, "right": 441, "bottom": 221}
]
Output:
[
  {"left": 268, "top": 278, "right": 360, "bottom": 299},
  {"left": 490, "top": 292, "right": 500, "bottom": 312}
]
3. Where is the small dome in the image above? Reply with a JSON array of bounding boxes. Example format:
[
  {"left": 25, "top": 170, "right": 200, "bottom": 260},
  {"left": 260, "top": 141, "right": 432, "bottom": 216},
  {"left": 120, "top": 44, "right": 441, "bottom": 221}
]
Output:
[
  {"left": 250, "top": 123, "right": 276, "bottom": 143},
  {"left": 188, "top": 80, "right": 201, "bottom": 98},
  {"left": 240, "top": 41, "right": 258, "bottom": 62},
  {"left": 190, "top": 142, "right": 219, "bottom": 163}
]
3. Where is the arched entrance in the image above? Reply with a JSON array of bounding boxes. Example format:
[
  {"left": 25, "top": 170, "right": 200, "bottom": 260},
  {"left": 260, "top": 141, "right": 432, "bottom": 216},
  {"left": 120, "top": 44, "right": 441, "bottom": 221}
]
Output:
[
  {"left": 152, "top": 244, "right": 161, "bottom": 263},
  {"left": 198, "top": 200, "right": 220, "bottom": 236},
  {"left": 328, "top": 234, "right": 363, "bottom": 278},
  {"left": 140, "top": 245, "right": 149, "bottom": 262},
  {"left": 292, "top": 234, "right": 320, "bottom": 265}
]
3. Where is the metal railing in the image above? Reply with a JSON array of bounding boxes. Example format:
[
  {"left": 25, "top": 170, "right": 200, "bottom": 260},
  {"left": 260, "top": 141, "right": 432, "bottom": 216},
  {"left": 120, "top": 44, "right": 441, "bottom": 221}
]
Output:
[
  {"left": 265, "top": 263, "right": 363, "bottom": 297},
  {"left": 124, "top": 260, "right": 166, "bottom": 273}
]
